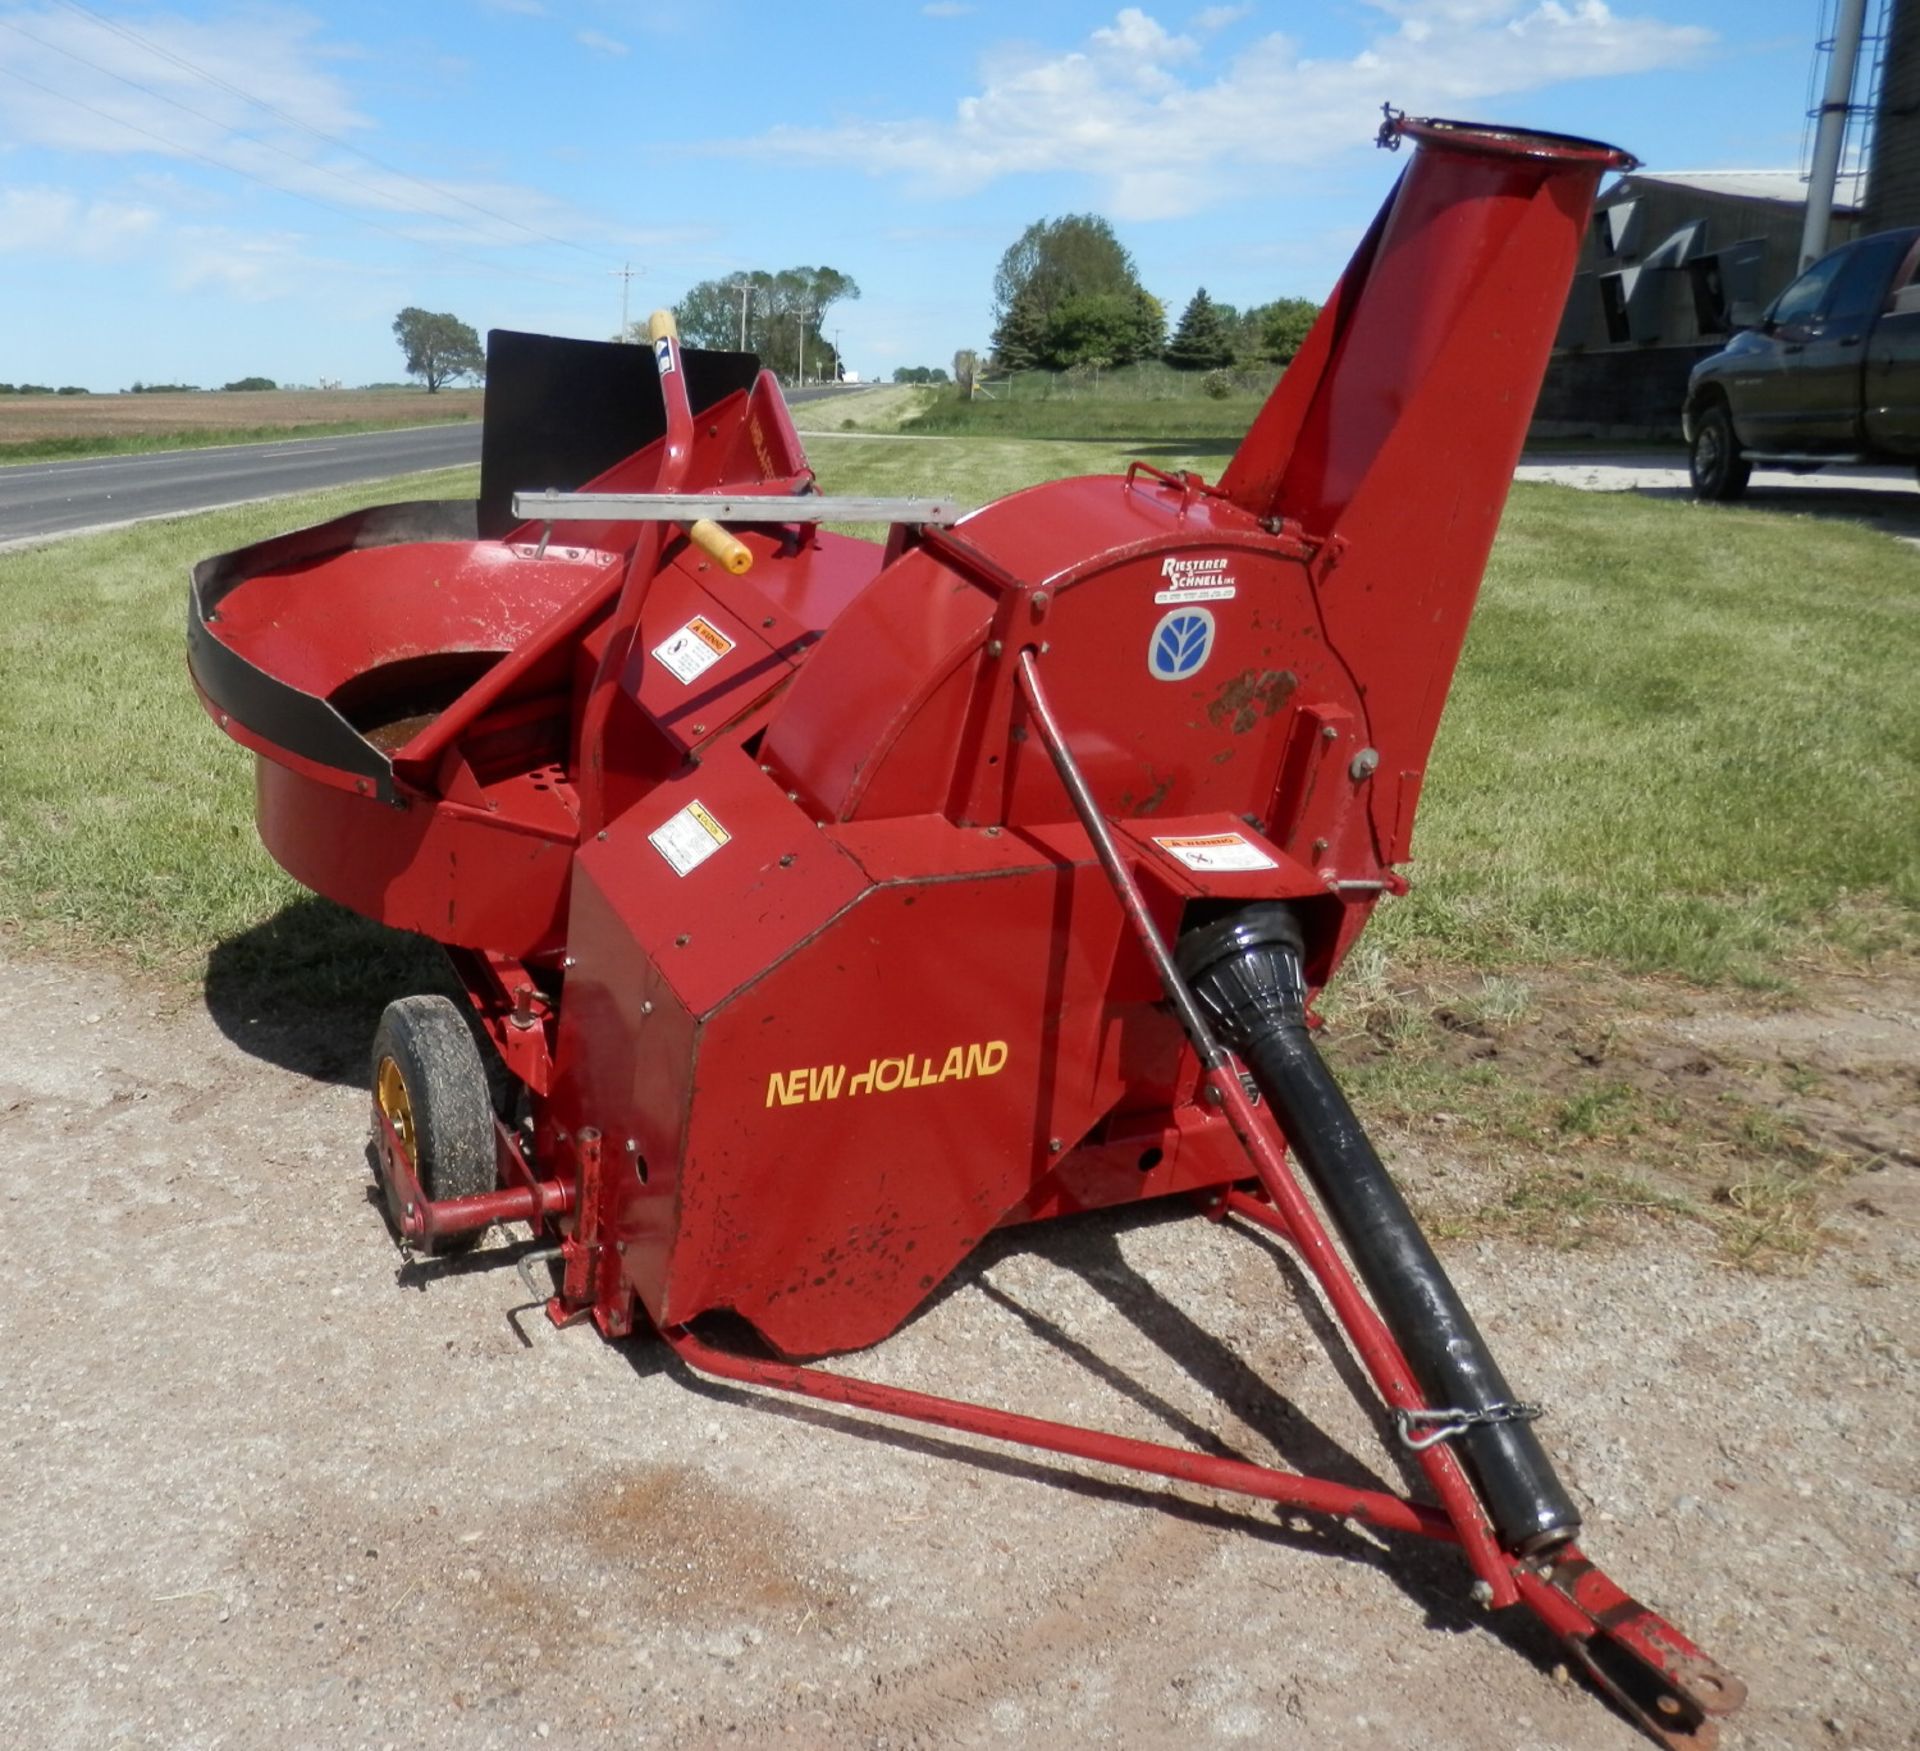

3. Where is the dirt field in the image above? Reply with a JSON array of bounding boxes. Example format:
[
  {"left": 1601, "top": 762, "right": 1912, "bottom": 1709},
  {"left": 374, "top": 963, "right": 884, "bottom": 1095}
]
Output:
[
  {"left": 1, "top": 943, "right": 1913, "bottom": 1750},
  {"left": 0, "top": 387, "right": 481, "bottom": 447}
]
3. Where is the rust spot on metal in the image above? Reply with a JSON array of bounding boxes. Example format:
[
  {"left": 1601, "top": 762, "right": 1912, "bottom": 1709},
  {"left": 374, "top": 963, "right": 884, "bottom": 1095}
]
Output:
[{"left": 1206, "top": 667, "right": 1298, "bottom": 735}]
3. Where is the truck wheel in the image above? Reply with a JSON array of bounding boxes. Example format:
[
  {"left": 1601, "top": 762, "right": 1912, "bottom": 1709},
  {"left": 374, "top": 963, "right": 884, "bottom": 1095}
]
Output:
[
  {"left": 370, "top": 995, "right": 497, "bottom": 1253},
  {"left": 1689, "top": 404, "right": 1751, "bottom": 502}
]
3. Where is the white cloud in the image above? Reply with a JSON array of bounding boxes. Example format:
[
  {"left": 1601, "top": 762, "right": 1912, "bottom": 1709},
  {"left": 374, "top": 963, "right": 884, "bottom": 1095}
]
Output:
[
  {"left": 1193, "top": 4, "right": 1253, "bottom": 29},
  {"left": 726, "top": 1, "right": 1710, "bottom": 218},
  {"left": 0, "top": 5, "right": 370, "bottom": 153},
  {"left": 0, "top": 5, "right": 627, "bottom": 256},
  {"left": 575, "top": 28, "right": 630, "bottom": 57},
  {"left": 0, "top": 187, "right": 159, "bottom": 258}
]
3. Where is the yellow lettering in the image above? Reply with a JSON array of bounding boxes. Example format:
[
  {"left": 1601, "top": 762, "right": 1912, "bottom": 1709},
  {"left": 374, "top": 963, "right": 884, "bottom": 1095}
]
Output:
[
  {"left": 965, "top": 1040, "right": 1009, "bottom": 1078},
  {"left": 769, "top": 1041, "right": 1011, "bottom": 1110}
]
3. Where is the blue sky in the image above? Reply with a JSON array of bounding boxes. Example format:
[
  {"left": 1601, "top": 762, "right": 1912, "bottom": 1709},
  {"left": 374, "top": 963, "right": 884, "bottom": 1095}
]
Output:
[{"left": 0, "top": 1, "right": 1834, "bottom": 390}]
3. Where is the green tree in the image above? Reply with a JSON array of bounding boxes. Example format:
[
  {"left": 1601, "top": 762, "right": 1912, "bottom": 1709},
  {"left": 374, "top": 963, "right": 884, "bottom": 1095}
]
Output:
[
  {"left": 1050, "top": 292, "right": 1148, "bottom": 368},
  {"left": 989, "top": 287, "right": 1049, "bottom": 371},
  {"left": 1164, "top": 288, "right": 1234, "bottom": 371},
  {"left": 1251, "top": 297, "right": 1321, "bottom": 363},
  {"left": 392, "top": 308, "right": 484, "bottom": 392},
  {"left": 666, "top": 266, "right": 859, "bottom": 382},
  {"left": 221, "top": 376, "right": 277, "bottom": 392},
  {"left": 989, "top": 214, "right": 1152, "bottom": 370}
]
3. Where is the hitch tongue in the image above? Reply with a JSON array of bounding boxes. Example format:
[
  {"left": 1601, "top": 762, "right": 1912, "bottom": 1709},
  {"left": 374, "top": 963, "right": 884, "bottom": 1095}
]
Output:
[{"left": 1519, "top": 1552, "right": 1749, "bottom": 1748}]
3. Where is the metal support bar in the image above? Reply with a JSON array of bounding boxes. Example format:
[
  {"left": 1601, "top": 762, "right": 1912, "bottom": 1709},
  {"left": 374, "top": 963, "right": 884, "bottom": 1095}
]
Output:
[
  {"left": 512, "top": 490, "right": 967, "bottom": 526},
  {"left": 662, "top": 1323, "right": 1455, "bottom": 1542}
]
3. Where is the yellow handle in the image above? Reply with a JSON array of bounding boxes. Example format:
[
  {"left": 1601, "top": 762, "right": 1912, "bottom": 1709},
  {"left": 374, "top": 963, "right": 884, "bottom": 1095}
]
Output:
[
  {"left": 688, "top": 518, "right": 752, "bottom": 576},
  {"left": 648, "top": 309, "right": 678, "bottom": 344}
]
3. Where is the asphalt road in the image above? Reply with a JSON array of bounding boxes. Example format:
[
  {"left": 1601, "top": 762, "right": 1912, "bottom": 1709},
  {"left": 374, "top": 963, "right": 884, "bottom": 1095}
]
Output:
[
  {"left": 0, "top": 384, "right": 869, "bottom": 546},
  {"left": 0, "top": 422, "right": 482, "bottom": 546}
]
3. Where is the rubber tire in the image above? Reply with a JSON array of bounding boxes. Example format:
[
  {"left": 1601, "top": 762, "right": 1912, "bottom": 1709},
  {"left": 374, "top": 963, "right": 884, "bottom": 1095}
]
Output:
[
  {"left": 1689, "top": 401, "right": 1751, "bottom": 502},
  {"left": 370, "top": 995, "right": 497, "bottom": 1254}
]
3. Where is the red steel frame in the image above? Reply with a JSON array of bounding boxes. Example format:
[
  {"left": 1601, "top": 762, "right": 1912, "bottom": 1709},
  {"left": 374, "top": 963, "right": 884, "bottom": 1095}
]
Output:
[
  {"left": 198, "top": 112, "right": 1750, "bottom": 1748},
  {"left": 428, "top": 649, "right": 1744, "bottom": 1748}
]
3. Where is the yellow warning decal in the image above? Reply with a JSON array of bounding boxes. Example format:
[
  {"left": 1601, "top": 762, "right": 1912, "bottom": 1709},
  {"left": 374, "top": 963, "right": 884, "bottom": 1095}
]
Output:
[{"left": 766, "top": 1040, "right": 1008, "bottom": 1108}]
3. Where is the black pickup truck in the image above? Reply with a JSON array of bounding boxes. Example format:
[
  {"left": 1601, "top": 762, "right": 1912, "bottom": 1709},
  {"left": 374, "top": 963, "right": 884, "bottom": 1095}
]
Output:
[{"left": 1685, "top": 226, "right": 1920, "bottom": 499}]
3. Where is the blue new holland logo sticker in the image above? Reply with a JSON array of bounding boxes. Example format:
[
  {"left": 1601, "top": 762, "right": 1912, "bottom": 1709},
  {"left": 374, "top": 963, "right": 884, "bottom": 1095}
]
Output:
[{"left": 1148, "top": 607, "right": 1215, "bottom": 681}]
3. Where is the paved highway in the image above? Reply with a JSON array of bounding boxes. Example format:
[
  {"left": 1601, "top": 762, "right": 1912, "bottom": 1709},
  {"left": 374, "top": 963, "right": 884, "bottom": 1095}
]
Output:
[
  {"left": 0, "top": 421, "right": 483, "bottom": 546},
  {"left": 0, "top": 383, "right": 869, "bottom": 546}
]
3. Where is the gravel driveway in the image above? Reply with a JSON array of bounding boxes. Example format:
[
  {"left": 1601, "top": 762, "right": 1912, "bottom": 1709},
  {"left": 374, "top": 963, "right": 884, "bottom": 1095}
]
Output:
[{"left": 3, "top": 949, "right": 1915, "bottom": 1750}]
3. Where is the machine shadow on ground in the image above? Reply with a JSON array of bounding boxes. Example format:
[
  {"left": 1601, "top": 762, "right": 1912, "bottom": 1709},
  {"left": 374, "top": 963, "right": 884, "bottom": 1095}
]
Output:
[
  {"left": 202, "top": 894, "right": 454, "bottom": 1086},
  {"left": 634, "top": 1197, "right": 1576, "bottom": 1688}
]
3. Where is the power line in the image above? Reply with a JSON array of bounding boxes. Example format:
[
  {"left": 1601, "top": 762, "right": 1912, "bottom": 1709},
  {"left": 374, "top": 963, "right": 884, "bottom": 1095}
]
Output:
[
  {"left": 47, "top": 0, "right": 615, "bottom": 265},
  {"left": 0, "top": 59, "right": 573, "bottom": 286}
]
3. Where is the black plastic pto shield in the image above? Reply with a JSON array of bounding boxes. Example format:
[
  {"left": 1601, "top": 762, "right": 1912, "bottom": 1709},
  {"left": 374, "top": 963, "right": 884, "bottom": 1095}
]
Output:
[{"left": 1177, "top": 904, "right": 1582, "bottom": 1555}]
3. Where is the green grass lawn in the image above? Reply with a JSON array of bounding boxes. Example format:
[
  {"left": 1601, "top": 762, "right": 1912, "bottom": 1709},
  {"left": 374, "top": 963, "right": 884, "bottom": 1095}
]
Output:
[
  {"left": 0, "top": 444, "right": 1913, "bottom": 997},
  {"left": 900, "top": 393, "right": 1262, "bottom": 444}
]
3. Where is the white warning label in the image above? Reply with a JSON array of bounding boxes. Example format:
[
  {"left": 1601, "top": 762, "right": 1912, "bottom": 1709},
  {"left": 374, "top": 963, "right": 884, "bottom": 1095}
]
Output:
[
  {"left": 1152, "top": 832, "right": 1277, "bottom": 873},
  {"left": 648, "top": 800, "right": 731, "bottom": 877},
  {"left": 652, "top": 614, "right": 735, "bottom": 684}
]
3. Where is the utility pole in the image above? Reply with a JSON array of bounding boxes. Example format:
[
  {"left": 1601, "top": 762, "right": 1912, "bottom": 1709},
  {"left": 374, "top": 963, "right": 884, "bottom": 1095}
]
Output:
[
  {"left": 1801, "top": 0, "right": 1870, "bottom": 269},
  {"left": 610, "top": 261, "right": 641, "bottom": 342},
  {"left": 725, "top": 277, "right": 753, "bottom": 351}
]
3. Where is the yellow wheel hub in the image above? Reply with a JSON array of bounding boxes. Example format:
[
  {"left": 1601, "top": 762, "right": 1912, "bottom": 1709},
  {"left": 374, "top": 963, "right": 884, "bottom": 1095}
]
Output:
[{"left": 375, "top": 1056, "right": 417, "bottom": 1162}]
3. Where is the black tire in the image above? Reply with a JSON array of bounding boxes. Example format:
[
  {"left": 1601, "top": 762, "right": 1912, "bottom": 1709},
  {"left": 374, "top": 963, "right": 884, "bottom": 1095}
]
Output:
[
  {"left": 370, "top": 995, "right": 497, "bottom": 1254},
  {"left": 1689, "top": 401, "right": 1751, "bottom": 502}
]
